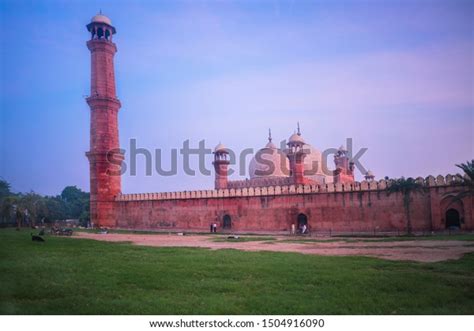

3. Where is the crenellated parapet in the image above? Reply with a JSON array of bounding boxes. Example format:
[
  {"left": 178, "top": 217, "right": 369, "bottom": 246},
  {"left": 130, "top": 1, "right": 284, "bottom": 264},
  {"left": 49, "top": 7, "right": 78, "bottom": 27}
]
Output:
[
  {"left": 227, "top": 176, "right": 294, "bottom": 189},
  {"left": 116, "top": 174, "right": 465, "bottom": 202}
]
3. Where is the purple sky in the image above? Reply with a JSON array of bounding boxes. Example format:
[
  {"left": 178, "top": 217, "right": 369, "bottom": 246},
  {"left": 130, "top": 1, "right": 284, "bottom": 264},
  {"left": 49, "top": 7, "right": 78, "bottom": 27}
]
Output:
[{"left": 0, "top": 0, "right": 473, "bottom": 195}]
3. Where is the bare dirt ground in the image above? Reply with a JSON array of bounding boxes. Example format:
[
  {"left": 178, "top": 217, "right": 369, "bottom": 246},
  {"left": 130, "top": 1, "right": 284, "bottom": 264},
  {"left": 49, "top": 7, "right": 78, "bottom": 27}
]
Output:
[{"left": 74, "top": 232, "right": 474, "bottom": 262}]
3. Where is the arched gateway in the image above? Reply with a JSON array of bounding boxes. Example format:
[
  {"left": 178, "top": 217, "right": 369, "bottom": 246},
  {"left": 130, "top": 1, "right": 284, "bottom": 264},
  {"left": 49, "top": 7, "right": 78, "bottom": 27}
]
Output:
[
  {"left": 223, "top": 215, "right": 232, "bottom": 229},
  {"left": 446, "top": 208, "right": 461, "bottom": 229},
  {"left": 297, "top": 213, "right": 308, "bottom": 228}
]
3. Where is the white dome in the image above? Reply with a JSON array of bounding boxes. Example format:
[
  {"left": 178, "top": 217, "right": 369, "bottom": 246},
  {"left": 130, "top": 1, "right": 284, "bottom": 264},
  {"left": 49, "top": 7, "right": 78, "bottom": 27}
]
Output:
[
  {"left": 249, "top": 147, "right": 290, "bottom": 179},
  {"left": 265, "top": 141, "right": 277, "bottom": 149},
  {"left": 91, "top": 14, "right": 112, "bottom": 25},
  {"left": 301, "top": 144, "right": 332, "bottom": 184},
  {"left": 301, "top": 144, "right": 322, "bottom": 174},
  {"left": 214, "top": 143, "right": 227, "bottom": 153}
]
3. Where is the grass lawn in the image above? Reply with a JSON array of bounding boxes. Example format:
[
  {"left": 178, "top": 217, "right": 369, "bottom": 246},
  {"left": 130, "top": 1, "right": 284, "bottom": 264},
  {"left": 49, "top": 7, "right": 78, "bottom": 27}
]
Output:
[{"left": 0, "top": 228, "right": 473, "bottom": 314}]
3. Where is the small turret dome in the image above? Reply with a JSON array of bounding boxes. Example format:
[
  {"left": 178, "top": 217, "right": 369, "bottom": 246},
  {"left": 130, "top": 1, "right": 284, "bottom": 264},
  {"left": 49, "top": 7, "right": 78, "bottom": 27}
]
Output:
[
  {"left": 288, "top": 133, "right": 305, "bottom": 144},
  {"left": 214, "top": 143, "right": 228, "bottom": 153},
  {"left": 365, "top": 170, "right": 375, "bottom": 181},
  {"left": 337, "top": 145, "right": 348, "bottom": 156},
  {"left": 91, "top": 14, "right": 112, "bottom": 25}
]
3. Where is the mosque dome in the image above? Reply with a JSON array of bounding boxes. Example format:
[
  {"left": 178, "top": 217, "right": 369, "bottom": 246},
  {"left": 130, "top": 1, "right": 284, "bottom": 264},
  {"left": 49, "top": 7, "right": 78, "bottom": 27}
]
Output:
[
  {"left": 265, "top": 141, "right": 277, "bottom": 149},
  {"left": 249, "top": 149, "right": 290, "bottom": 179},
  {"left": 299, "top": 143, "right": 333, "bottom": 184},
  {"left": 91, "top": 14, "right": 112, "bottom": 25},
  {"left": 301, "top": 144, "right": 323, "bottom": 175},
  {"left": 247, "top": 127, "right": 332, "bottom": 184},
  {"left": 249, "top": 141, "right": 290, "bottom": 179}
]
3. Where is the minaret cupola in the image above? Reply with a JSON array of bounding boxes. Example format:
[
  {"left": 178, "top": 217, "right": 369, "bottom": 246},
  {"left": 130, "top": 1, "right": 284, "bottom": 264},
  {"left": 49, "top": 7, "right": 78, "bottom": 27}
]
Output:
[{"left": 87, "top": 11, "right": 116, "bottom": 41}]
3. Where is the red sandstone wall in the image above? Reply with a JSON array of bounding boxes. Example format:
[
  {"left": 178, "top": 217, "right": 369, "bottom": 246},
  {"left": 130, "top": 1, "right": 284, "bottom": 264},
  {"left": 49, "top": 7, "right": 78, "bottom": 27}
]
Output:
[{"left": 114, "top": 186, "right": 473, "bottom": 233}]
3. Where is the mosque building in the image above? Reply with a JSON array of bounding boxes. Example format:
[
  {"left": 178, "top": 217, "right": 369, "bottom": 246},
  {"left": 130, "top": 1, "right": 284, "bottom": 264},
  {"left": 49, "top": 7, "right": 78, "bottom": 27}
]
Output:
[
  {"left": 214, "top": 126, "right": 355, "bottom": 190},
  {"left": 84, "top": 13, "right": 472, "bottom": 233}
]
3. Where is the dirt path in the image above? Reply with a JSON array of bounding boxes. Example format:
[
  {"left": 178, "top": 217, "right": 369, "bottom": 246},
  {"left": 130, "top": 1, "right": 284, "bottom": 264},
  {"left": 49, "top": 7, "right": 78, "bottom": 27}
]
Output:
[{"left": 74, "top": 232, "right": 474, "bottom": 262}]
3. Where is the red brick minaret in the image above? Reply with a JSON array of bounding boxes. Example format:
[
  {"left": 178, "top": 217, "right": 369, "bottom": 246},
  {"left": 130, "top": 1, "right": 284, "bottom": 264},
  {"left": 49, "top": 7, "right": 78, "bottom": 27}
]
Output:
[
  {"left": 213, "top": 143, "right": 229, "bottom": 189},
  {"left": 287, "top": 123, "right": 307, "bottom": 185},
  {"left": 333, "top": 146, "right": 355, "bottom": 184},
  {"left": 85, "top": 13, "right": 123, "bottom": 228}
]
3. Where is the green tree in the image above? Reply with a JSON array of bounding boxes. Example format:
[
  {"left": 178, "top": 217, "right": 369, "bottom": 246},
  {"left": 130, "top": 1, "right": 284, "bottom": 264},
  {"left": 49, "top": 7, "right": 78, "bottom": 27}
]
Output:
[
  {"left": 0, "top": 195, "right": 18, "bottom": 225},
  {"left": 387, "top": 177, "right": 425, "bottom": 234},
  {"left": 0, "top": 180, "right": 91, "bottom": 227},
  {"left": 7, "top": 194, "right": 27, "bottom": 229},
  {"left": 43, "top": 196, "right": 68, "bottom": 223},
  {"left": 0, "top": 179, "right": 16, "bottom": 225},
  {"left": 451, "top": 160, "right": 474, "bottom": 202},
  {"left": 20, "top": 192, "right": 47, "bottom": 227},
  {"left": 61, "top": 186, "right": 89, "bottom": 218},
  {"left": 0, "top": 178, "right": 12, "bottom": 199},
  {"left": 78, "top": 198, "right": 90, "bottom": 227}
]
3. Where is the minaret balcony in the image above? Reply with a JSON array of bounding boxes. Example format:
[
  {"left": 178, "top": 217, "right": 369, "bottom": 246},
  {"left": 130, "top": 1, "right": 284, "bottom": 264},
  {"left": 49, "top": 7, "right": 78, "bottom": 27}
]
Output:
[{"left": 86, "top": 95, "right": 121, "bottom": 110}]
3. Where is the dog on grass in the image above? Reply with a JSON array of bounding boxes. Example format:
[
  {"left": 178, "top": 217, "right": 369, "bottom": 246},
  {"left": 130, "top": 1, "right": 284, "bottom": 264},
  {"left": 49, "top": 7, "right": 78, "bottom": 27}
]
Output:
[{"left": 31, "top": 233, "right": 45, "bottom": 242}]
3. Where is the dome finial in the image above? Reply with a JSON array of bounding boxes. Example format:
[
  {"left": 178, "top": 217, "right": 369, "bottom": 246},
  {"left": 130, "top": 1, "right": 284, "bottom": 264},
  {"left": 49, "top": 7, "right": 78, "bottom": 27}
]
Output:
[
  {"left": 297, "top": 122, "right": 301, "bottom": 136},
  {"left": 268, "top": 128, "right": 272, "bottom": 142}
]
